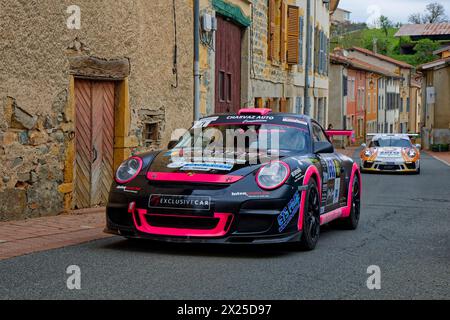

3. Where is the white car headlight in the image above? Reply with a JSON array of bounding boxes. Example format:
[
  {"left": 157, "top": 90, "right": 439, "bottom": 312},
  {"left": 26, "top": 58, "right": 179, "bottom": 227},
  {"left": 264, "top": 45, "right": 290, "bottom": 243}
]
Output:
[
  {"left": 256, "top": 161, "right": 290, "bottom": 190},
  {"left": 115, "top": 157, "right": 143, "bottom": 184}
]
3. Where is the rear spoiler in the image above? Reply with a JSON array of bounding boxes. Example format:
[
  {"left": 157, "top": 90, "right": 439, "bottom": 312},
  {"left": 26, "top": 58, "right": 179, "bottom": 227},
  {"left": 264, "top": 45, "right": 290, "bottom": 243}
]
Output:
[{"left": 326, "top": 130, "right": 356, "bottom": 143}]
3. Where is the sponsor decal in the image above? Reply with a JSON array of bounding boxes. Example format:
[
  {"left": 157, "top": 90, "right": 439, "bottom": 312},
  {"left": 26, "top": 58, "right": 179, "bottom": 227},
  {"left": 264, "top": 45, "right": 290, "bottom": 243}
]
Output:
[
  {"left": 231, "top": 191, "right": 271, "bottom": 198},
  {"left": 149, "top": 194, "right": 211, "bottom": 211},
  {"left": 180, "top": 162, "right": 234, "bottom": 171},
  {"left": 333, "top": 178, "right": 341, "bottom": 204},
  {"left": 327, "top": 159, "right": 337, "bottom": 179},
  {"left": 226, "top": 115, "right": 274, "bottom": 122},
  {"left": 167, "top": 161, "right": 186, "bottom": 169},
  {"left": 277, "top": 192, "right": 301, "bottom": 232},
  {"left": 291, "top": 168, "right": 304, "bottom": 182},
  {"left": 116, "top": 186, "right": 141, "bottom": 194},
  {"left": 282, "top": 117, "right": 308, "bottom": 126},
  {"left": 192, "top": 116, "right": 219, "bottom": 129}
]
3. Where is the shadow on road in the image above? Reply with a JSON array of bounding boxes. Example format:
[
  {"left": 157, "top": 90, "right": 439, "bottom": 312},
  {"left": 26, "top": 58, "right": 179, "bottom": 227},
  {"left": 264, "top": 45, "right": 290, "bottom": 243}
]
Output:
[{"left": 98, "top": 224, "right": 346, "bottom": 259}]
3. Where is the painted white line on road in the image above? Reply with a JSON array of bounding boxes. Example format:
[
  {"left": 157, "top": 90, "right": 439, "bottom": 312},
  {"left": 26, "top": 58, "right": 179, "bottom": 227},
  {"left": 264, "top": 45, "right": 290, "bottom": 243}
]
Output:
[{"left": 426, "top": 153, "right": 450, "bottom": 167}]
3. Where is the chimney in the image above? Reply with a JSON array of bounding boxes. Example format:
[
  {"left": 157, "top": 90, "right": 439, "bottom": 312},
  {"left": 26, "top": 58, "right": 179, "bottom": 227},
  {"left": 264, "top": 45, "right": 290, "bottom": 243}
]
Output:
[{"left": 373, "top": 38, "right": 378, "bottom": 54}]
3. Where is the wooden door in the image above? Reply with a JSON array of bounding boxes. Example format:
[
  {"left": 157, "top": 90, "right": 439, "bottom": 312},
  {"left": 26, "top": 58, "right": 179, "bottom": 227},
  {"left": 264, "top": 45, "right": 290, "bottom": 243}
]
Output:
[
  {"left": 74, "top": 79, "right": 115, "bottom": 209},
  {"left": 215, "top": 16, "right": 242, "bottom": 114}
]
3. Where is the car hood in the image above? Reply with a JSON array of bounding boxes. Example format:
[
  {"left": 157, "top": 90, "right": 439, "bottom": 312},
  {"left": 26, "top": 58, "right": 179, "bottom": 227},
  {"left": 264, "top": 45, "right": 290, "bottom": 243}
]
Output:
[{"left": 147, "top": 148, "right": 296, "bottom": 177}]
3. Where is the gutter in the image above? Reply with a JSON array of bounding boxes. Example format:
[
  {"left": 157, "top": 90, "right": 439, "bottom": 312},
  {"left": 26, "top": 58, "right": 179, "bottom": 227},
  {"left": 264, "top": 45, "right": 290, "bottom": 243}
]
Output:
[
  {"left": 304, "top": 0, "right": 311, "bottom": 116},
  {"left": 193, "top": 0, "right": 200, "bottom": 121}
]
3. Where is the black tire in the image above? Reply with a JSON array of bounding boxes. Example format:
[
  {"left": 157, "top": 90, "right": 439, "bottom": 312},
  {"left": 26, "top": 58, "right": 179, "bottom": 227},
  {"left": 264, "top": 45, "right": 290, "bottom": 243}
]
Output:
[
  {"left": 339, "top": 175, "right": 361, "bottom": 230},
  {"left": 298, "top": 179, "right": 321, "bottom": 251}
]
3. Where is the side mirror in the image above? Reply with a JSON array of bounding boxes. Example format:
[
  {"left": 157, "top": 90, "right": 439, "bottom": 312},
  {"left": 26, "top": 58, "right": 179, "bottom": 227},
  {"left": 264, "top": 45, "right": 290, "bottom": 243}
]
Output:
[
  {"left": 314, "top": 141, "right": 334, "bottom": 154},
  {"left": 167, "top": 140, "right": 179, "bottom": 150},
  {"left": 415, "top": 144, "right": 421, "bottom": 150},
  {"left": 361, "top": 143, "right": 367, "bottom": 148}
]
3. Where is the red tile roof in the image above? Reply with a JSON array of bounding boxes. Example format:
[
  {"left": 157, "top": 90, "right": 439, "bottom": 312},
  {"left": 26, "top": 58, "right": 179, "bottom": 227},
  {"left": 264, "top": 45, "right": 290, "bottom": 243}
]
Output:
[
  {"left": 330, "top": 53, "right": 401, "bottom": 78},
  {"left": 395, "top": 23, "right": 450, "bottom": 37},
  {"left": 350, "top": 47, "right": 414, "bottom": 69}
]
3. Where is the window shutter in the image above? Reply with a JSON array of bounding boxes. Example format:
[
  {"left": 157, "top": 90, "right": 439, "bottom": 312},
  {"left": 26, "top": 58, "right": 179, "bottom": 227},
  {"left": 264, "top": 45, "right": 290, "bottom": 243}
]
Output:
[
  {"left": 286, "top": 6, "right": 299, "bottom": 65},
  {"left": 280, "top": 1, "right": 287, "bottom": 63},
  {"left": 268, "top": 0, "right": 276, "bottom": 61},
  {"left": 298, "top": 16, "right": 304, "bottom": 66}
]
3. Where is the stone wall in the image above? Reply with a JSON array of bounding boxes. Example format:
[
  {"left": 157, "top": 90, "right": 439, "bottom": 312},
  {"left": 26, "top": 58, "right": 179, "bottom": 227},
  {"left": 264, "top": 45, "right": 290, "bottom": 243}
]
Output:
[{"left": 0, "top": 0, "right": 193, "bottom": 220}]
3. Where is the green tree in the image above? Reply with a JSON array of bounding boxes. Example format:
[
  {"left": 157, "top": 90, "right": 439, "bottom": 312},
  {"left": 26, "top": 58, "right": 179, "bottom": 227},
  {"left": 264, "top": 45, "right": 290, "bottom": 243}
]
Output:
[
  {"left": 414, "top": 39, "right": 440, "bottom": 65},
  {"left": 378, "top": 16, "right": 393, "bottom": 37}
]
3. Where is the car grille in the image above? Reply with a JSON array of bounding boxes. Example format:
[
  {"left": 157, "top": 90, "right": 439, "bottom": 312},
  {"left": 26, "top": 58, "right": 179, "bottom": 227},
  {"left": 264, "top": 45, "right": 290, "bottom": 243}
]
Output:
[
  {"left": 378, "top": 164, "right": 401, "bottom": 171},
  {"left": 145, "top": 215, "right": 220, "bottom": 230}
]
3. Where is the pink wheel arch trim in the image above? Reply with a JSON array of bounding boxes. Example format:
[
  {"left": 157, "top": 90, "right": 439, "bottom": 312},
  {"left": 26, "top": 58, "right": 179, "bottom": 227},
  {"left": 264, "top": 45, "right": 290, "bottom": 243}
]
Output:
[
  {"left": 341, "top": 163, "right": 361, "bottom": 218},
  {"left": 133, "top": 209, "right": 234, "bottom": 238},
  {"left": 297, "top": 166, "right": 321, "bottom": 231}
]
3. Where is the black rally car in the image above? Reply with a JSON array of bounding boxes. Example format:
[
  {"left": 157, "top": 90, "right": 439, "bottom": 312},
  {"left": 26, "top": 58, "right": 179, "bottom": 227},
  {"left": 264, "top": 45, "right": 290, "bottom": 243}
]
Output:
[{"left": 105, "top": 109, "right": 361, "bottom": 250}]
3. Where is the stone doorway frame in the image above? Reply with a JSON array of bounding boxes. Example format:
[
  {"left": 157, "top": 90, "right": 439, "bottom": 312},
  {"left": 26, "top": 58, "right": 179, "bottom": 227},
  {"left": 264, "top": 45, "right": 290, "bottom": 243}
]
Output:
[{"left": 59, "top": 56, "right": 135, "bottom": 211}]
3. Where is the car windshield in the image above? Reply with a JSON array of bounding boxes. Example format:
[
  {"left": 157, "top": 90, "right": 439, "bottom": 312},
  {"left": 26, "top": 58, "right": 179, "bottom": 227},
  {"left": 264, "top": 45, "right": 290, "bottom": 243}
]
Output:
[
  {"left": 370, "top": 138, "right": 412, "bottom": 148},
  {"left": 174, "top": 123, "right": 311, "bottom": 154}
]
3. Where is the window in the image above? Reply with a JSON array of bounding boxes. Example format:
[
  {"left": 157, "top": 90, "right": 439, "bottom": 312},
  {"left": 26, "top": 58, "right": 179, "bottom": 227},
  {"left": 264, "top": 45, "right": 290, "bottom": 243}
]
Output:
[
  {"left": 343, "top": 75, "right": 348, "bottom": 96},
  {"left": 312, "top": 122, "right": 329, "bottom": 143},
  {"left": 406, "top": 97, "right": 410, "bottom": 112},
  {"left": 226, "top": 73, "right": 232, "bottom": 102},
  {"left": 219, "top": 71, "right": 225, "bottom": 101},
  {"left": 143, "top": 122, "right": 160, "bottom": 147}
]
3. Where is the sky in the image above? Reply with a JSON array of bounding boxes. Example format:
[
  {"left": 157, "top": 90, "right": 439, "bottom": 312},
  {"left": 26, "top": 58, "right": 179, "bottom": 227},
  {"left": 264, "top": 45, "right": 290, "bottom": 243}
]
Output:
[{"left": 338, "top": 0, "right": 450, "bottom": 25}]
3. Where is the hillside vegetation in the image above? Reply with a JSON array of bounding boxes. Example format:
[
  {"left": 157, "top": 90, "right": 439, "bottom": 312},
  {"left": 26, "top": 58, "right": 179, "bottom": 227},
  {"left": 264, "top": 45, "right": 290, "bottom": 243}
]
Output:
[{"left": 331, "top": 26, "right": 441, "bottom": 66}]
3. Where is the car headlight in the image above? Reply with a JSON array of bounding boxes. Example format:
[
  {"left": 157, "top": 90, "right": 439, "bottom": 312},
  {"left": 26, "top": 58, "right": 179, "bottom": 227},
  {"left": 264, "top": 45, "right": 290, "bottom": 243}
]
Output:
[
  {"left": 115, "top": 157, "right": 143, "bottom": 184},
  {"left": 256, "top": 161, "right": 290, "bottom": 190},
  {"left": 408, "top": 149, "right": 417, "bottom": 158},
  {"left": 364, "top": 150, "right": 372, "bottom": 157}
]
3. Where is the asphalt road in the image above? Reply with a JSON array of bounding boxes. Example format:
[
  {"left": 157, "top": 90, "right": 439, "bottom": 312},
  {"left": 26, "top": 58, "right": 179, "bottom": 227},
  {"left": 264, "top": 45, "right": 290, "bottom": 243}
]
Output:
[{"left": 1, "top": 152, "right": 449, "bottom": 300}]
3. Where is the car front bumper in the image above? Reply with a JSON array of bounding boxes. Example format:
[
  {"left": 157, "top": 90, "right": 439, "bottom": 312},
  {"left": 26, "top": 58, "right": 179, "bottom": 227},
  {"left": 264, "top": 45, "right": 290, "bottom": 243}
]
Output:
[{"left": 361, "top": 159, "right": 419, "bottom": 172}]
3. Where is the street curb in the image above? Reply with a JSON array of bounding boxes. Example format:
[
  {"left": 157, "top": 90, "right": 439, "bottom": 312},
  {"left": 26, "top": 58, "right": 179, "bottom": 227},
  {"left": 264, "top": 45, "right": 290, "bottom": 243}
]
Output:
[{"left": 424, "top": 152, "right": 450, "bottom": 167}]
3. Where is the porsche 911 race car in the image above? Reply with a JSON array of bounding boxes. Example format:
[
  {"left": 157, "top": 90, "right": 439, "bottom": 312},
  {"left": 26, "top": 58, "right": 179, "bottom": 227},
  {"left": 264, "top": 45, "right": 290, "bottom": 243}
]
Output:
[
  {"left": 360, "top": 134, "right": 421, "bottom": 174},
  {"left": 105, "top": 109, "right": 361, "bottom": 250}
]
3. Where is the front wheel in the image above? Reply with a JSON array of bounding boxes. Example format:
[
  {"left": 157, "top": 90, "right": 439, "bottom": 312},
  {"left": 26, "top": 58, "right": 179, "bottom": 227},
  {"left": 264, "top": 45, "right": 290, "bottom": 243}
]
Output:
[{"left": 298, "top": 179, "right": 321, "bottom": 250}]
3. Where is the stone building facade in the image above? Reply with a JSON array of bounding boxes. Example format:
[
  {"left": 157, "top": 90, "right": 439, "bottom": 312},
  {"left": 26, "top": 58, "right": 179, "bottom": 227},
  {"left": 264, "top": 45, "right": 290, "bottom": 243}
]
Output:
[
  {"left": 0, "top": 0, "right": 194, "bottom": 220},
  {"left": 198, "top": 0, "right": 337, "bottom": 128},
  {"left": 0, "top": 0, "right": 337, "bottom": 221}
]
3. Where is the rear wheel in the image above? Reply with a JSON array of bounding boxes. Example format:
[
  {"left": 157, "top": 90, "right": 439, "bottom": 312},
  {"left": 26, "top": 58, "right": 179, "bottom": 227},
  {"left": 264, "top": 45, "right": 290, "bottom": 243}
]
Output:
[
  {"left": 339, "top": 176, "right": 361, "bottom": 230},
  {"left": 299, "top": 180, "right": 321, "bottom": 251}
]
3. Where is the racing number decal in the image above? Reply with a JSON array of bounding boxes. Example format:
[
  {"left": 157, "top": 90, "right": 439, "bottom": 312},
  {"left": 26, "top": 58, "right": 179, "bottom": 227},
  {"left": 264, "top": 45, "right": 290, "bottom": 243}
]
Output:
[{"left": 320, "top": 156, "right": 342, "bottom": 210}]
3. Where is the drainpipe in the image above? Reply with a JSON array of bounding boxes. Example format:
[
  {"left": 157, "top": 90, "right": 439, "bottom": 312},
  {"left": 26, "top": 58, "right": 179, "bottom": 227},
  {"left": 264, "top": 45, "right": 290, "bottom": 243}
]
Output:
[
  {"left": 304, "top": 0, "right": 311, "bottom": 116},
  {"left": 193, "top": 0, "right": 201, "bottom": 121}
]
